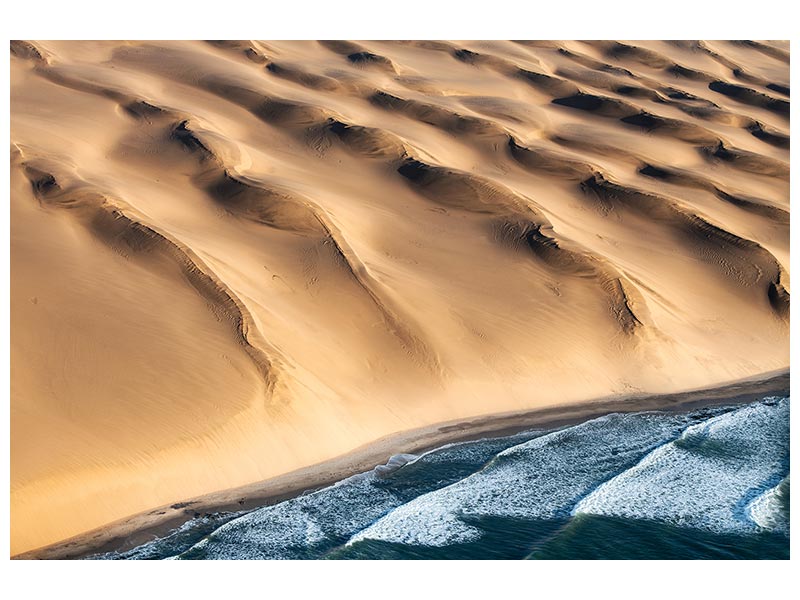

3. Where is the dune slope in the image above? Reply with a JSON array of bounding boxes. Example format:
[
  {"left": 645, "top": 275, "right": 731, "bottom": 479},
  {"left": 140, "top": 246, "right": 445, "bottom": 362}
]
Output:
[{"left": 10, "top": 40, "right": 789, "bottom": 555}]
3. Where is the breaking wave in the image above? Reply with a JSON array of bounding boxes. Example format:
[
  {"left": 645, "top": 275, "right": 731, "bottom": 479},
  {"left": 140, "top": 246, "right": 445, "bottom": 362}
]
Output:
[{"left": 92, "top": 396, "right": 789, "bottom": 560}]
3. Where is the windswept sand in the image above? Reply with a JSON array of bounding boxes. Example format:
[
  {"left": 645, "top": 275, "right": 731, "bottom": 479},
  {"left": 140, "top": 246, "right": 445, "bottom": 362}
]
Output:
[
  {"left": 10, "top": 40, "right": 790, "bottom": 556},
  {"left": 14, "top": 370, "right": 790, "bottom": 560}
]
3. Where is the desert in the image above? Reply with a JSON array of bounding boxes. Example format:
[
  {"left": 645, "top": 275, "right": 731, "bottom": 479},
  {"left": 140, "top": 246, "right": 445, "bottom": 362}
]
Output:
[{"left": 9, "top": 40, "right": 789, "bottom": 558}]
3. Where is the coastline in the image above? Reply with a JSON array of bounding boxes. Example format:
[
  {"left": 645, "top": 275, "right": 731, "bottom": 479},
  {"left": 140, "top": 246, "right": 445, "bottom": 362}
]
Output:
[{"left": 14, "top": 368, "right": 790, "bottom": 560}]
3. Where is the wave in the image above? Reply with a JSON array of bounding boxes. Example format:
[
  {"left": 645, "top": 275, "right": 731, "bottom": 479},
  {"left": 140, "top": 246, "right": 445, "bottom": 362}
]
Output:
[
  {"left": 177, "top": 471, "right": 400, "bottom": 559},
  {"left": 94, "top": 397, "right": 789, "bottom": 559},
  {"left": 347, "top": 411, "right": 699, "bottom": 547},
  {"left": 163, "top": 430, "right": 541, "bottom": 559},
  {"left": 746, "top": 475, "right": 790, "bottom": 534},
  {"left": 573, "top": 397, "right": 789, "bottom": 534},
  {"left": 90, "top": 512, "right": 244, "bottom": 560}
]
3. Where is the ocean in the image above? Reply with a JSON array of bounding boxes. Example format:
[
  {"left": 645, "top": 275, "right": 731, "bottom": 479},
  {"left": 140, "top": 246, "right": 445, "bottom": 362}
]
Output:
[{"left": 91, "top": 395, "right": 789, "bottom": 560}]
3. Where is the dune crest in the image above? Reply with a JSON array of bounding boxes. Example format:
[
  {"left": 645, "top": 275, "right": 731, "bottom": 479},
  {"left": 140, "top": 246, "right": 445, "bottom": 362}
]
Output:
[{"left": 10, "top": 40, "right": 789, "bottom": 556}]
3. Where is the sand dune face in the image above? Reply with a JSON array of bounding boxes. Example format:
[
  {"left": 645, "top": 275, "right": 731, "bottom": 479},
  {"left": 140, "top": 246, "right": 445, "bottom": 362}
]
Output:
[{"left": 10, "top": 40, "right": 789, "bottom": 555}]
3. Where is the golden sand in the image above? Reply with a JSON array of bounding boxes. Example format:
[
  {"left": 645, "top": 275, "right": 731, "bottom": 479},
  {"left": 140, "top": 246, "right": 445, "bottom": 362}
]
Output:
[{"left": 10, "top": 40, "right": 789, "bottom": 555}]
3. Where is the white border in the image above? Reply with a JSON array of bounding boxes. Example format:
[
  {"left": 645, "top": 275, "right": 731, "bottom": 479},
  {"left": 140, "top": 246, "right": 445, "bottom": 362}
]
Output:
[{"left": 3, "top": 1, "right": 797, "bottom": 39}]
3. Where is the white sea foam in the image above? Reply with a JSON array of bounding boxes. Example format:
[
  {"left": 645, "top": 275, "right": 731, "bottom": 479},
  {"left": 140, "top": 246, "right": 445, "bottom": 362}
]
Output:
[
  {"left": 408, "top": 430, "right": 542, "bottom": 466},
  {"left": 162, "top": 399, "right": 787, "bottom": 558},
  {"left": 574, "top": 398, "right": 789, "bottom": 534},
  {"left": 174, "top": 431, "right": 544, "bottom": 558},
  {"left": 746, "top": 475, "right": 790, "bottom": 534},
  {"left": 90, "top": 512, "right": 244, "bottom": 560},
  {"left": 373, "top": 453, "right": 419, "bottom": 476},
  {"left": 349, "top": 411, "right": 694, "bottom": 547},
  {"left": 175, "top": 470, "right": 400, "bottom": 559}
]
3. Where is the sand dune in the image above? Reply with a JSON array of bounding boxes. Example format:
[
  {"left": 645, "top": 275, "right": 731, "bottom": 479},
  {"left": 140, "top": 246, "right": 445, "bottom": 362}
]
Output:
[{"left": 10, "top": 40, "right": 789, "bottom": 556}]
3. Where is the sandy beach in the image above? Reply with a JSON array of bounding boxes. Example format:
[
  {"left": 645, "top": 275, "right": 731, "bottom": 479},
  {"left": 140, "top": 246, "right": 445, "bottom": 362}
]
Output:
[
  {"left": 13, "top": 369, "right": 788, "bottom": 559},
  {"left": 10, "top": 40, "right": 789, "bottom": 557}
]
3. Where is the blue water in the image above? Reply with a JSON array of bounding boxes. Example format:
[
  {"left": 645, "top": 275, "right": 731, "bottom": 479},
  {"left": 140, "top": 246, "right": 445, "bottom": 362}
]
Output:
[{"left": 91, "top": 396, "right": 790, "bottom": 560}]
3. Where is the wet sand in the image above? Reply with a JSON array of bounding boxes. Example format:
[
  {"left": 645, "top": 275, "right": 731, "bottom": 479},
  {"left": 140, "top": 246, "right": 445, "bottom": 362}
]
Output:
[
  {"left": 11, "top": 40, "right": 789, "bottom": 555},
  {"left": 14, "top": 368, "right": 788, "bottom": 559}
]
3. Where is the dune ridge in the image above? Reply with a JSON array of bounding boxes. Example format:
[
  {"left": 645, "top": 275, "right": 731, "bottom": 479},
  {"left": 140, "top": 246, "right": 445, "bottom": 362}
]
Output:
[
  {"left": 20, "top": 157, "right": 281, "bottom": 394},
  {"left": 10, "top": 40, "right": 789, "bottom": 556}
]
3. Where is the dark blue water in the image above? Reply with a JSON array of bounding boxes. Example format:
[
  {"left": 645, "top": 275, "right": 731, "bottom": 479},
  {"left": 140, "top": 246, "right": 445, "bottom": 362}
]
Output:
[{"left": 91, "top": 396, "right": 789, "bottom": 560}]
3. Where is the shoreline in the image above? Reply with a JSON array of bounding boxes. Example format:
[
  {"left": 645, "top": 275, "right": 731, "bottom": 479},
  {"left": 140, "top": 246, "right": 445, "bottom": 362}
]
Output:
[{"left": 14, "top": 368, "right": 790, "bottom": 560}]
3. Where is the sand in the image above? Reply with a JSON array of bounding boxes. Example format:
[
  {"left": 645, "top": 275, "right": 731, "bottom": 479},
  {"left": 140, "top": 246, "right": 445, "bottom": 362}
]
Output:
[
  {"left": 14, "top": 370, "right": 790, "bottom": 560},
  {"left": 10, "top": 40, "right": 789, "bottom": 557}
]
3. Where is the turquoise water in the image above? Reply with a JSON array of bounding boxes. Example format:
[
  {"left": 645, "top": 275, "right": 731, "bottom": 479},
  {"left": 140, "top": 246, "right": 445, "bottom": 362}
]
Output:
[{"left": 92, "top": 396, "right": 789, "bottom": 560}]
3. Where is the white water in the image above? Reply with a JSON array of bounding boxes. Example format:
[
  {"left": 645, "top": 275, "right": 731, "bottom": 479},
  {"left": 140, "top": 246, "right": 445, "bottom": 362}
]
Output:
[
  {"left": 574, "top": 398, "right": 789, "bottom": 534},
  {"left": 110, "top": 397, "right": 788, "bottom": 559},
  {"left": 349, "top": 411, "right": 696, "bottom": 547}
]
